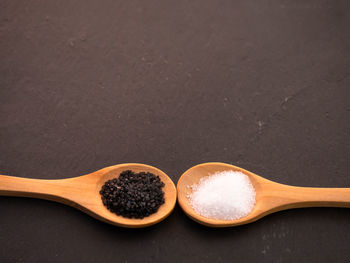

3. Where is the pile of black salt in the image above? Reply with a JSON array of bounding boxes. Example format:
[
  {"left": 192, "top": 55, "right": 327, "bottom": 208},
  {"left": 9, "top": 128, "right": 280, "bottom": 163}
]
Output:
[{"left": 100, "top": 170, "right": 165, "bottom": 219}]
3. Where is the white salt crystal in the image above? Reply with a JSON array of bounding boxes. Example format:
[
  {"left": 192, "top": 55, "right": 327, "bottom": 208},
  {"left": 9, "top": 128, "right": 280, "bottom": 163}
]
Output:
[{"left": 189, "top": 170, "right": 256, "bottom": 220}]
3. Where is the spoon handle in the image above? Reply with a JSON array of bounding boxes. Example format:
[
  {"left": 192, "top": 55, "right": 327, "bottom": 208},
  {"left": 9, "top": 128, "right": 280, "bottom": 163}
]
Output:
[
  {"left": 267, "top": 184, "right": 350, "bottom": 210},
  {"left": 0, "top": 175, "right": 76, "bottom": 203}
]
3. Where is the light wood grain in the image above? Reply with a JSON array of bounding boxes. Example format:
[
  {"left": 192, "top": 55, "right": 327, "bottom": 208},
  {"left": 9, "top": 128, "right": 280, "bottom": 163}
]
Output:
[
  {"left": 0, "top": 163, "right": 177, "bottom": 228},
  {"left": 177, "top": 162, "right": 350, "bottom": 227}
]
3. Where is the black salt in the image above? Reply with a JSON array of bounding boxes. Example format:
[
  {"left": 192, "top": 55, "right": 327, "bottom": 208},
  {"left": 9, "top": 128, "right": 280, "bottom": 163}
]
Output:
[{"left": 100, "top": 170, "right": 165, "bottom": 219}]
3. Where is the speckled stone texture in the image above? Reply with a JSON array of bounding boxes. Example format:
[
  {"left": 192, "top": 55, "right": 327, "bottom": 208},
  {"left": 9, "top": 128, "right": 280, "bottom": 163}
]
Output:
[{"left": 1, "top": 0, "right": 349, "bottom": 262}]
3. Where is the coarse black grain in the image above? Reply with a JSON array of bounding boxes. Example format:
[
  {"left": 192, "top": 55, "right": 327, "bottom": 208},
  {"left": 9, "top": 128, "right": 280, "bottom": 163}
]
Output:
[{"left": 99, "top": 170, "right": 165, "bottom": 219}]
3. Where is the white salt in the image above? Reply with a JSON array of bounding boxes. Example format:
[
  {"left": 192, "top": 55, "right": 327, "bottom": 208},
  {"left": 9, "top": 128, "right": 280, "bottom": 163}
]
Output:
[{"left": 189, "top": 170, "right": 256, "bottom": 220}]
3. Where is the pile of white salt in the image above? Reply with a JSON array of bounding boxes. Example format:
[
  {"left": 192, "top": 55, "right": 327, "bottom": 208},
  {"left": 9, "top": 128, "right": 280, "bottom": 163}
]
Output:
[{"left": 189, "top": 170, "right": 256, "bottom": 220}]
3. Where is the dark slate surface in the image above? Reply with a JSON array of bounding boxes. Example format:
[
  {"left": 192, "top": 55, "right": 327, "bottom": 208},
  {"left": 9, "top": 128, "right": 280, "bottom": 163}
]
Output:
[{"left": 1, "top": 0, "right": 349, "bottom": 262}]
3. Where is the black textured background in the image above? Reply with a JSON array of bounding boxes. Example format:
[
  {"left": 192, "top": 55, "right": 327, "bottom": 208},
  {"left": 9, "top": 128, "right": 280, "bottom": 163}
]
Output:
[{"left": 1, "top": 0, "right": 350, "bottom": 262}]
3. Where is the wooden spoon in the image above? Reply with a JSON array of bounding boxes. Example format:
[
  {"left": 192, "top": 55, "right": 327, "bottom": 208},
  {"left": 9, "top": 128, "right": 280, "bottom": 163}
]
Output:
[
  {"left": 177, "top": 162, "right": 350, "bottom": 227},
  {"left": 0, "top": 163, "right": 176, "bottom": 228}
]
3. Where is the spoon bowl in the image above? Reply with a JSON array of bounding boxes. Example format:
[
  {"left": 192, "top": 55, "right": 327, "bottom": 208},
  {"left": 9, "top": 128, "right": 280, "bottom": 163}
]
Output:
[
  {"left": 177, "top": 162, "right": 350, "bottom": 227},
  {"left": 0, "top": 163, "right": 177, "bottom": 228}
]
